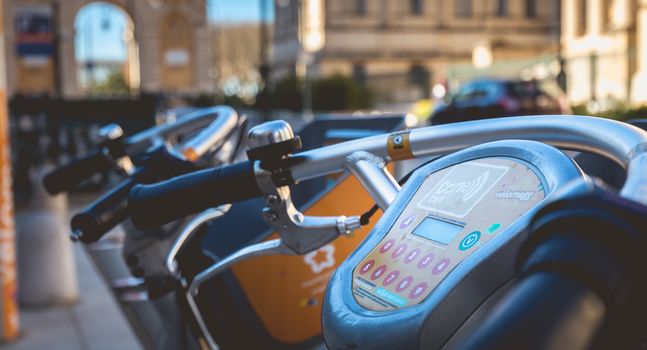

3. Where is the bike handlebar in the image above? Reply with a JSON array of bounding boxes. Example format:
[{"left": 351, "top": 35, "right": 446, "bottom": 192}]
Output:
[
  {"left": 43, "top": 149, "right": 114, "bottom": 194},
  {"left": 44, "top": 106, "right": 239, "bottom": 195},
  {"left": 71, "top": 179, "right": 133, "bottom": 243},
  {"left": 460, "top": 188, "right": 647, "bottom": 349},
  {"left": 128, "top": 161, "right": 261, "bottom": 230},
  {"left": 460, "top": 271, "right": 606, "bottom": 350}
]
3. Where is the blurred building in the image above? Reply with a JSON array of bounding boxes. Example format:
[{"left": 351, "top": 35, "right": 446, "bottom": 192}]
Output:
[
  {"left": 273, "top": 0, "right": 561, "bottom": 104},
  {"left": 3, "top": 0, "right": 212, "bottom": 98},
  {"left": 561, "top": 0, "right": 647, "bottom": 106}
]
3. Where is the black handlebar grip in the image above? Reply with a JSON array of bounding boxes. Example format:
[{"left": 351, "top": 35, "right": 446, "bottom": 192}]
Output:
[
  {"left": 71, "top": 179, "right": 133, "bottom": 243},
  {"left": 43, "top": 150, "right": 114, "bottom": 194},
  {"left": 128, "top": 161, "right": 261, "bottom": 230}
]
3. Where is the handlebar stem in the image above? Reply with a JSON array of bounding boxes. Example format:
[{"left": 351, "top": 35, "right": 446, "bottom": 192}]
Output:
[{"left": 345, "top": 151, "right": 400, "bottom": 211}]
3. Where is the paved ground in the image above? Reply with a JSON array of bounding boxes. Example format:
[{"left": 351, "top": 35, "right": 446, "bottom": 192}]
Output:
[
  {"left": 4, "top": 242, "right": 141, "bottom": 350},
  {"left": 3, "top": 193, "right": 142, "bottom": 350}
]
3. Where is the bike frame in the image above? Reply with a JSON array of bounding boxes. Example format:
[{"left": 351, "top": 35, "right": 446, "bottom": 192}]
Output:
[
  {"left": 169, "top": 115, "right": 647, "bottom": 349},
  {"left": 83, "top": 106, "right": 243, "bottom": 349}
]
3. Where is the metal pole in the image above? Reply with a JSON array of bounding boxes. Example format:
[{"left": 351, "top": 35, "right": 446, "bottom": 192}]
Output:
[
  {"left": 0, "top": 0, "right": 21, "bottom": 341},
  {"left": 259, "top": 0, "right": 270, "bottom": 121}
]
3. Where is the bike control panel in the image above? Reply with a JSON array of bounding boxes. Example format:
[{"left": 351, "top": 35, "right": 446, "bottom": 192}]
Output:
[
  {"left": 323, "top": 141, "right": 585, "bottom": 350},
  {"left": 352, "top": 157, "right": 545, "bottom": 310}
]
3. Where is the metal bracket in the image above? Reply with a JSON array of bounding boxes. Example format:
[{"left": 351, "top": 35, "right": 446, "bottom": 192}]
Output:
[{"left": 345, "top": 151, "right": 400, "bottom": 211}]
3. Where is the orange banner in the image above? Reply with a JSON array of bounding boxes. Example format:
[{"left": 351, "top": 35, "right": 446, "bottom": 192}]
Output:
[{"left": 0, "top": 0, "right": 20, "bottom": 341}]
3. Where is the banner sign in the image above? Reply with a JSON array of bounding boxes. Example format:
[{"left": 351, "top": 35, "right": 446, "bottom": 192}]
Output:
[{"left": 14, "top": 6, "right": 54, "bottom": 58}]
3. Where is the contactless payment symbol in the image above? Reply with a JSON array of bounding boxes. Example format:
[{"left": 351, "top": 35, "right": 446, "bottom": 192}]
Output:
[
  {"left": 399, "top": 214, "right": 416, "bottom": 229},
  {"left": 459, "top": 231, "right": 481, "bottom": 251}
]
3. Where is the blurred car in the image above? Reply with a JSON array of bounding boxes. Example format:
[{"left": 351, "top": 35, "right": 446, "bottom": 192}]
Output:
[{"left": 429, "top": 78, "right": 570, "bottom": 125}]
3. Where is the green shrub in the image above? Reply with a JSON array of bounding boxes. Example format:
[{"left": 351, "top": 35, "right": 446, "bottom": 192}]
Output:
[
  {"left": 266, "top": 74, "right": 373, "bottom": 112},
  {"left": 572, "top": 104, "right": 647, "bottom": 121}
]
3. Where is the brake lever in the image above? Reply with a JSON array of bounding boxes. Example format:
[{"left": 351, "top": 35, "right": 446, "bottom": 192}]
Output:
[{"left": 185, "top": 162, "right": 361, "bottom": 299}]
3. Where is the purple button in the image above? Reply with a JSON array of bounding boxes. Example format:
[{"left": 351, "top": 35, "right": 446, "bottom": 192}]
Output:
[
  {"left": 359, "top": 260, "right": 375, "bottom": 275},
  {"left": 417, "top": 252, "right": 435, "bottom": 269},
  {"left": 404, "top": 248, "right": 421, "bottom": 264},
  {"left": 432, "top": 258, "right": 451, "bottom": 275},
  {"left": 395, "top": 276, "right": 413, "bottom": 292},
  {"left": 380, "top": 239, "right": 395, "bottom": 254},
  {"left": 382, "top": 270, "right": 400, "bottom": 286},
  {"left": 391, "top": 243, "right": 407, "bottom": 259},
  {"left": 399, "top": 214, "right": 416, "bottom": 229},
  {"left": 409, "top": 282, "right": 428, "bottom": 299},
  {"left": 371, "top": 265, "right": 387, "bottom": 280}
]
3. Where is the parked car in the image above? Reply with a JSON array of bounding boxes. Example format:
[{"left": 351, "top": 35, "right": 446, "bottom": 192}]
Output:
[{"left": 429, "top": 78, "right": 570, "bottom": 125}]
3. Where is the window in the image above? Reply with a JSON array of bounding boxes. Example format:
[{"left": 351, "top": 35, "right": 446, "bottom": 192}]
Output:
[
  {"left": 409, "top": 64, "right": 430, "bottom": 96},
  {"left": 577, "top": 0, "right": 587, "bottom": 36},
  {"left": 353, "top": 64, "right": 366, "bottom": 86},
  {"left": 411, "top": 0, "right": 423, "bottom": 15},
  {"left": 455, "top": 0, "right": 472, "bottom": 18},
  {"left": 356, "top": 0, "right": 366, "bottom": 16},
  {"left": 496, "top": 0, "right": 507, "bottom": 17},
  {"left": 602, "top": 0, "right": 612, "bottom": 31},
  {"left": 526, "top": 0, "right": 537, "bottom": 18}
]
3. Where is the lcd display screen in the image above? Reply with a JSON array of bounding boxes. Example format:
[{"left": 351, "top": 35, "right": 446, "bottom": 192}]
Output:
[{"left": 411, "top": 217, "right": 464, "bottom": 245}]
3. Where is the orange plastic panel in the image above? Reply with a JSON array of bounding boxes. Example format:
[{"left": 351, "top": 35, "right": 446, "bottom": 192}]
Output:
[{"left": 231, "top": 168, "right": 390, "bottom": 343}]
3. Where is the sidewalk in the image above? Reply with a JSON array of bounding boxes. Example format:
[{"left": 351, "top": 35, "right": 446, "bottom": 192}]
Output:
[{"left": 3, "top": 216, "right": 141, "bottom": 350}]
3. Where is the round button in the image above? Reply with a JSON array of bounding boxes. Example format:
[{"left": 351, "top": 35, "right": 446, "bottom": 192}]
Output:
[
  {"left": 409, "top": 282, "right": 428, "bottom": 299},
  {"left": 417, "top": 252, "right": 435, "bottom": 269},
  {"left": 399, "top": 214, "right": 416, "bottom": 229},
  {"left": 395, "top": 276, "right": 413, "bottom": 292},
  {"left": 382, "top": 270, "right": 400, "bottom": 286},
  {"left": 370, "top": 265, "right": 387, "bottom": 280},
  {"left": 432, "top": 258, "right": 451, "bottom": 275},
  {"left": 459, "top": 231, "right": 481, "bottom": 251},
  {"left": 359, "top": 260, "right": 375, "bottom": 275},
  {"left": 380, "top": 239, "right": 395, "bottom": 254},
  {"left": 391, "top": 243, "right": 407, "bottom": 259},
  {"left": 404, "top": 248, "right": 421, "bottom": 264}
]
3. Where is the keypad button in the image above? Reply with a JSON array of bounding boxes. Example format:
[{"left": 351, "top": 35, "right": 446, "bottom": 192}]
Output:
[
  {"left": 382, "top": 270, "right": 400, "bottom": 286},
  {"left": 417, "top": 252, "right": 435, "bottom": 269},
  {"left": 404, "top": 248, "right": 421, "bottom": 264},
  {"left": 371, "top": 265, "right": 387, "bottom": 280},
  {"left": 459, "top": 231, "right": 481, "bottom": 251},
  {"left": 399, "top": 214, "right": 416, "bottom": 229},
  {"left": 359, "top": 260, "right": 375, "bottom": 275},
  {"left": 409, "top": 282, "right": 428, "bottom": 299},
  {"left": 432, "top": 258, "right": 451, "bottom": 275},
  {"left": 395, "top": 276, "right": 413, "bottom": 292},
  {"left": 391, "top": 243, "right": 407, "bottom": 259},
  {"left": 380, "top": 239, "right": 395, "bottom": 254}
]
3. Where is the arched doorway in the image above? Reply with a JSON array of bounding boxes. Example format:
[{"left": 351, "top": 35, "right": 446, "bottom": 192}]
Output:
[{"left": 74, "top": 1, "right": 140, "bottom": 96}]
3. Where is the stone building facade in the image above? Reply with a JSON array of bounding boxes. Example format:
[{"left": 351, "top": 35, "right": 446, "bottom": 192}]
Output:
[
  {"left": 273, "top": 0, "right": 561, "bottom": 104},
  {"left": 3, "top": 0, "right": 212, "bottom": 98},
  {"left": 561, "top": 0, "right": 647, "bottom": 106}
]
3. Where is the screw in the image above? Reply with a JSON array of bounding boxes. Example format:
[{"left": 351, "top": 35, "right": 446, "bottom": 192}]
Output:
[
  {"left": 266, "top": 194, "right": 280, "bottom": 206},
  {"left": 266, "top": 211, "right": 279, "bottom": 223}
]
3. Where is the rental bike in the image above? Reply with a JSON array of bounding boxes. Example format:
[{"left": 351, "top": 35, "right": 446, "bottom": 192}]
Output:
[{"left": 127, "top": 115, "right": 647, "bottom": 349}]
